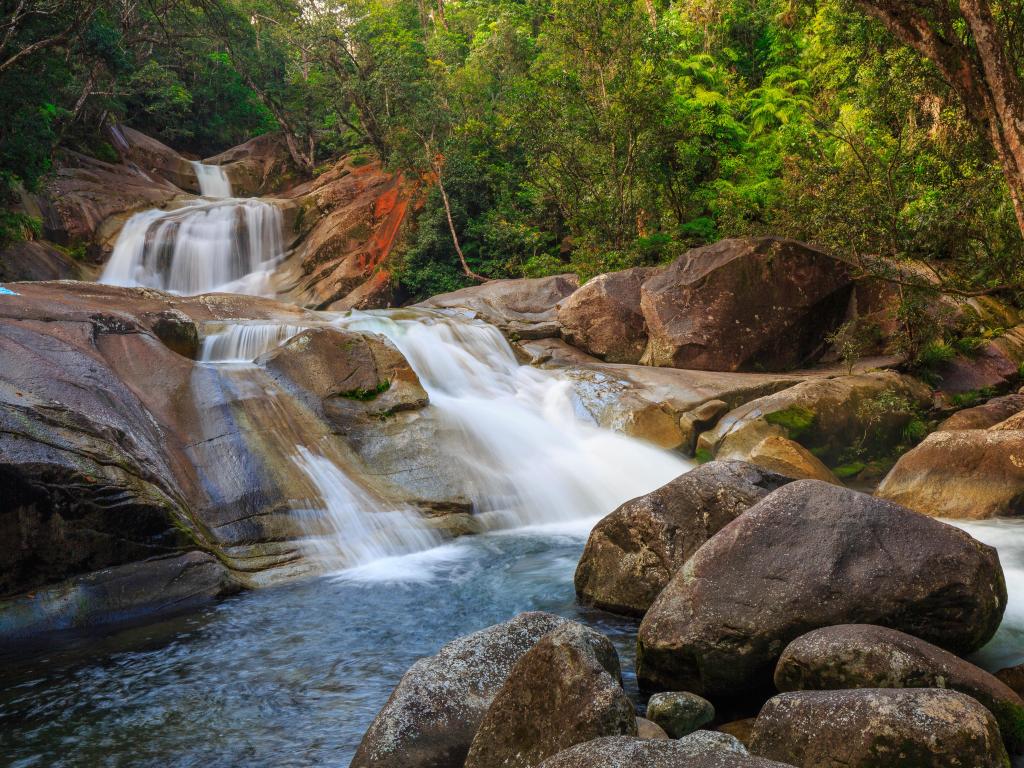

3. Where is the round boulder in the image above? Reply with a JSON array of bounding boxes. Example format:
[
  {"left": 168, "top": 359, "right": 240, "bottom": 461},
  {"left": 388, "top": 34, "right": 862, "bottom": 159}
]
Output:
[
  {"left": 350, "top": 612, "right": 568, "bottom": 768},
  {"left": 464, "top": 622, "right": 636, "bottom": 768},
  {"left": 636, "top": 481, "right": 1007, "bottom": 698},
  {"left": 574, "top": 461, "right": 791, "bottom": 616},
  {"left": 536, "top": 733, "right": 794, "bottom": 768},
  {"left": 558, "top": 267, "right": 656, "bottom": 363},
  {"left": 774, "top": 624, "right": 1024, "bottom": 753},
  {"left": 748, "top": 689, "right": 1010, "bottom": 767},
  {"left": 645, "top": 691, "right": 715, "bottom": 738}
]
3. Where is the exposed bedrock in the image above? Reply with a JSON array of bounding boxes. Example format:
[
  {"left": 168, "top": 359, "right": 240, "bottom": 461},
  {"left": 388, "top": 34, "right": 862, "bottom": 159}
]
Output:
[{"left": 635, "top": 481, "right": 1006, "bottom": 700}]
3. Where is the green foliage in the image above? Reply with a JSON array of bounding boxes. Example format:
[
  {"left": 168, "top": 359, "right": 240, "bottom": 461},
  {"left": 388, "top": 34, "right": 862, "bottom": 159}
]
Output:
[{"left": 337, "top": 380, "right": 391, "bottom": 401}]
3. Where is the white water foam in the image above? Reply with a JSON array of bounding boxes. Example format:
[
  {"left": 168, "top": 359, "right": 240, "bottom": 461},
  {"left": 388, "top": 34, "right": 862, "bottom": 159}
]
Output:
[
  {"left": 335, "top": 309, "right": 693, "bottom": 529},
  {"left": 200, "top": 322, "right": 314, "bottom": 362},
  {"left": 99, "top": 198, "right": 283, "bottom": 296},
  {"left": 192, "top": 161, "right": 232, "bottom": 198}
]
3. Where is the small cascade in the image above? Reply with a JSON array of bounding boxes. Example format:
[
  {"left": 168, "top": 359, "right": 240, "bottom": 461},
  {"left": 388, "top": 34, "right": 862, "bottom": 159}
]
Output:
[
  {"left": 192, "top": 161, "right": 233, "bottom": 198},
  {"left": 292, "top": 447, "right": 441, "bottom": 569},
  {"left": 99, "top": 198, "right": 284, "bottom": 296},
  {"left": 336, "top": 310, "right": 691, "bottom": 529},
  {"left": 200, "top": 321, "right": 314, "bottom": 362}
]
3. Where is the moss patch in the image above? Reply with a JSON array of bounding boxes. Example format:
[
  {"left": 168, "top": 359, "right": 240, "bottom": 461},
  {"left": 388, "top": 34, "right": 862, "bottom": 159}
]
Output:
[
  {"left": 337, "top": 380, "right": 391, "bottom": 401},
  {"left": 764, "top": 405, "right": 816, "bottom": 438}
]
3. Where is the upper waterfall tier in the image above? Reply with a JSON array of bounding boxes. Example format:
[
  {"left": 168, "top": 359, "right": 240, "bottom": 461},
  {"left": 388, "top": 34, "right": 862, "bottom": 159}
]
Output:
[
  {"left": 99, "top": 197, "right": 284, "bottom": 296},
  {"left": 191, "top": 161, "right": 232, "bottom": 198}
]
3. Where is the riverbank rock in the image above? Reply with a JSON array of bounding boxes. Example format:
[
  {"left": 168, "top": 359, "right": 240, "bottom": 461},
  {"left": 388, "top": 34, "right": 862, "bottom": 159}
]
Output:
[
  {"left": 0, "top": 240, "right": 89, "bottom": 282},
  {"left": 938, "top": 393, "right": 1024, "bottom": 430},
  {"left": 278, "top": 158, "right": 414, "bottom": 309},
  {"left": 999, "top": 665, "right": 1024, "bottom": 699},
  {"left": 748, "top": 689, "right": 1011, "bottom": 767},
  {"left": 636, "top": 481, "right": 1006, "bottom": 698},
  {"left": 645, "top": 692, "right": 715, "bottom": 738},
  {"left": 464, "top": 622, "right": 635, "bottom": 768},
  {"left": 417, "top": 274, "right": 579, "bottom": 339},
  {"left": 774, "top": 624, "right": 1024, "bottom": 752},
  {"left": 574, "top": 461, "right": 790, "bottom": 616},
  {"left": 535, "top": 733, "right": 794, "bottom": 768},
  {"left": 558, "top": 267, "right": 655, "bottom": 363},
  {"left": 639, "top": 238, "right": 853, "bottom": 371},
  {"left": 204, "top": 131, "right": 300, "bottom": 196},
  {"left": 0, "top": 551, "right": 236, "bottom": 642},
  {"left": 351, "top": 612, "right": 569, "bottom": 768},
  {"left": 635, "top": 718, "right": 669, "bottom": 740},
  {"left": 696, "top": 371, "right": 930, "bottom": 475},
  {"left": 259, "top": 327, "right": 428, "bottom": 423},
  {"left": 109, "top": 124, "right": 200, "bottom": 193},
  {"left": 876, "top": 424, "right": 1024, "bottom": 519}
]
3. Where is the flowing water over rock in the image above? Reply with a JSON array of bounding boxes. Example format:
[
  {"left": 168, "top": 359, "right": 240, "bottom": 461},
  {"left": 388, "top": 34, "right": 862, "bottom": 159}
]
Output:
[{"left": 98, "top": 163, "right": 283, "bottom": 296}]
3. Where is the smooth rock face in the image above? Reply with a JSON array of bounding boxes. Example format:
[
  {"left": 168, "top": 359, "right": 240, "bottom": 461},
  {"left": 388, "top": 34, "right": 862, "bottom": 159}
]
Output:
[
  {"left": 0, "top": 551, "right": 235, "bottom": 640},
  {"left": 574, "top": 462, "right": 790, "bottom": 616},
  {"left": 0, "top": 240, "right": 88, "bottom": 282},
  {"left": 735, "top": 433, "right": 839, "bottom": 484},
  {"left": 558, "top": 267, "right": 655, "bottom": 363},
  {"left": 645, "top": 691, "right": 715, "bottom": 738},
  {"left": 464, "top": 622, "right": 636, "bottom": 768},
  {"left": 639, "top": 237, "right": 853, "bottom": 371},
  {"left": 204, "top": 131, "right": 298, "bottom": 196},
  {"left": 774, "top": 624, "right": 1024, "bottom": 752},
  {"left": 636, "top": 481, "right": 1007, "bottom": 698},
  {"left": 877, "top": 426, "right": 1024, "bottom": 519},
  {"left": 111, "top": 124, "right": 200, "bottom": 193},
  {"left": 535, "top": 733, "right": 792, "bottom": 768},
  {"left": 417, "top": 274, "right": 579, "bottom": 339},
  {"left": 748, "top": 689, "right": 1011, "bottom": 768},
  {"left": 350, "top": 612, "right": 569, "bottom": 768},
  {"left": 259, "top": 326, "right": 428, "bottom": 423}
]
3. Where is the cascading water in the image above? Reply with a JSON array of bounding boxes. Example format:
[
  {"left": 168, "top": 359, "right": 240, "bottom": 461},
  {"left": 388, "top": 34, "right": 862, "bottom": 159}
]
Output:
[
  {"left": 191, "top": 161, "right": 232, "bottom": 198},
  {"left": 335, "top": 310, "right": 691, "bottom": 529},
  {"left": 98, "top": 162, "right": 283, "bottom": 296}
]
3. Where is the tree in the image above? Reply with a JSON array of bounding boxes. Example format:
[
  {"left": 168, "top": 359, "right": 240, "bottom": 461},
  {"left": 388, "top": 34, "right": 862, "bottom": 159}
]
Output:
[{"left": 852, "top": 0, "right": 1024, "bottom": 238}]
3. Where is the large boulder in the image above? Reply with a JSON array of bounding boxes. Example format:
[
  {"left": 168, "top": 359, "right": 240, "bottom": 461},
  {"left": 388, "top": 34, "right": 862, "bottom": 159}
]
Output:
[
  {"left": 464, "top": 622, "right": 636, "bottom": 768},
  {"left": 639, "top": 238, "right": 853, "bottom": 371},
  {"left": 109, "top": 124, "right": 199, "bottom": 193},
  {"left": 204, "top": 132, "right": 300, "bottom": 197},
  {"left": 876, "top": 424, "right": 1024, "bottom": 519},
  {"left": 999, "top": 665, "right": 1024, "bottom": 699},
  {"left": 536, "top": 733, "right": 794, "bottom": 768},
  {"left": 696, "top": 371, "right": 931, "bottom": 475},
  {"left": 350, "top": 612, "right": 569, "bottom": 768},
  {"left": 636, "top": 481, "right": 1007, "bottom": 698},
  {"left": 774, "top": 624, "right": 1024, "bottom": 752},
  {"left": 417, "top": 274, "right": 579, "bottom": 339},
  {"left": 748, "top": 689, "right": 1011, "bottom": 768},
  {"left": 558, "top": 267, "right": 656, "bottom": 363},
  {"left": 258, "top": 326, "right": 428, "bottom": 424},
  {"left": 574, "top": 461, "right": 790, "bottom": 616}
]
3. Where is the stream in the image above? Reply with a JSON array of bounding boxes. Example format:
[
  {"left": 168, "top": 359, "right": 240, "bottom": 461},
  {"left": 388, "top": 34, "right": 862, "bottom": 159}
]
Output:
[{"left": 2, "top": 164, "right": 1022, "bottom": 768}]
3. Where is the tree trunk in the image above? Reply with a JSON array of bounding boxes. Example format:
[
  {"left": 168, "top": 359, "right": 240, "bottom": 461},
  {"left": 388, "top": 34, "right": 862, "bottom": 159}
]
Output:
[
  {"left": 855, "top": 0, "right": 1024, "bottom": 237},
  {"left": 435, "top": 162, "right": 486, "bottom": 283}
]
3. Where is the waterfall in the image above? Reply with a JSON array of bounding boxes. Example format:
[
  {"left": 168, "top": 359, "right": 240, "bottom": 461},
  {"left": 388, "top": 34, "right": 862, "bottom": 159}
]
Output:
[
  {"left": 336, "top": 310, "right": 692, "bottom": 529},
  {"left": 192, "top": 161, "right": 232, "bottom": 198},
  {"left": 99, "top": 198, "right": 284, "bottom": 296}
]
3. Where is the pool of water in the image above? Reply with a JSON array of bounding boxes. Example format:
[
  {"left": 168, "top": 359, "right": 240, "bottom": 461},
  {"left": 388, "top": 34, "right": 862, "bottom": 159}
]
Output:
[
  {"left": 3, "top": 519, "right": 1022, "bottom": 768},
  {"left": 0, "top": 525, "right": 640, "bottom": 768}
]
